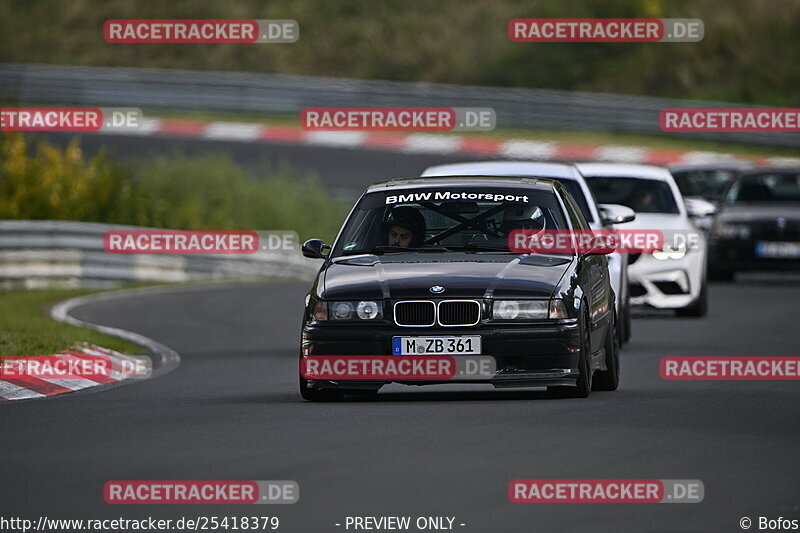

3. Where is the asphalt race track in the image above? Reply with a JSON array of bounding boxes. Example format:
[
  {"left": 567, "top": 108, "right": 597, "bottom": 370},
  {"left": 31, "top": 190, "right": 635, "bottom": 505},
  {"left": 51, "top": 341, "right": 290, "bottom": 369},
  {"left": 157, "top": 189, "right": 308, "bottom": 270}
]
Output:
[
  {"left": 2, "top": 277, "right": 799, "bottom": 532},
  {"left": 3, "top": 135, "right": 800, "bottom": 532},
  {"left": 30, "top": 132, "right": 470, "bottom": 197}
]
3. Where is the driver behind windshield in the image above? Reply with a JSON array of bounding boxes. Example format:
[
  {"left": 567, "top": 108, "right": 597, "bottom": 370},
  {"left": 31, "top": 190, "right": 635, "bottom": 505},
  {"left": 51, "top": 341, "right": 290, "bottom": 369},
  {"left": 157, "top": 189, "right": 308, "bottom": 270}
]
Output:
[
  {"left": 385, "top": 206, "right": 426, "bottom": 248},
  {"left": 501, "top": 204, "right": 547, "bottom": 236}
]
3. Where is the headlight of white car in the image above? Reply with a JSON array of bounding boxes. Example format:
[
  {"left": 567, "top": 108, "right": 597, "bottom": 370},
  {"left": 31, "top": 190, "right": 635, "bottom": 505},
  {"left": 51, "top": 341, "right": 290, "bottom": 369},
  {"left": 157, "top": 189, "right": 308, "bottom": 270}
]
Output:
[{"left": 652, "top": 241, "right": 688, "bottom": 260}]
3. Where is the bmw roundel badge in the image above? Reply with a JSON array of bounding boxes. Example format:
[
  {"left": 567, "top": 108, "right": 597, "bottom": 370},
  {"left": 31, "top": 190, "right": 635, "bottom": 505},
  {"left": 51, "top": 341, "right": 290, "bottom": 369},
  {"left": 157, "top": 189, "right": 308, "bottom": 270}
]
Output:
[{"left": 430, "top": 285, "right": 445, "bottom": 294}]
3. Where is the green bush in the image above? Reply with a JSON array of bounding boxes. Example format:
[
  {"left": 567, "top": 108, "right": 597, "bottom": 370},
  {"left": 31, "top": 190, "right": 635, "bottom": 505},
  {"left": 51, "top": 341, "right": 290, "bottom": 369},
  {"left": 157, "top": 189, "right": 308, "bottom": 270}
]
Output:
[
  {"left": 0, "top": 133, "right": 346, "bottom": 242},
  {"left": 0, "top": 133, "right": 130, "bottom": 222}
]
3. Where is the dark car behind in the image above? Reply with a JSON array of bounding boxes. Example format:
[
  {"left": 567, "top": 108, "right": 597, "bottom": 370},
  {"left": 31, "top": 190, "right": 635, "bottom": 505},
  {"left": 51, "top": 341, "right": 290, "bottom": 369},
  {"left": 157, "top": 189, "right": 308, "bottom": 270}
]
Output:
[{"left": 709, "top": 168, "right": 800, "bottom": 280}]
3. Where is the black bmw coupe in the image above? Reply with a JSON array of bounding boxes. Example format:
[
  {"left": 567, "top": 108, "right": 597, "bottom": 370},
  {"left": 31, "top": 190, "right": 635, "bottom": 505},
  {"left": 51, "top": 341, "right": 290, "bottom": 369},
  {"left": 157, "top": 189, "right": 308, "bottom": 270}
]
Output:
[{"left": 299, "top": 177, "right": 619, "bottom": 400}]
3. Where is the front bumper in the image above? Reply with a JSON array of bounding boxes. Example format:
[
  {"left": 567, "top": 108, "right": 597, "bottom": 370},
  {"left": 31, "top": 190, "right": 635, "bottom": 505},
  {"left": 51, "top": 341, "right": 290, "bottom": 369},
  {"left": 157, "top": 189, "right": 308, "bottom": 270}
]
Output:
[
  {"left": 301, "top": 321, "right": 581, "bottom": 389},
  {"left": 627, "top": 249, "right": 705, "bottom": 309},
  {"left": 710, "top": 238, "right": 800, "bottom": 272}
]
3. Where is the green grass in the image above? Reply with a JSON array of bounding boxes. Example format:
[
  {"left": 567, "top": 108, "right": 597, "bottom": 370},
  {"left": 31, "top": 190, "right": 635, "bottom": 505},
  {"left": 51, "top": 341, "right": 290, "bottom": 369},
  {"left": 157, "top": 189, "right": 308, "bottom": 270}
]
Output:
[{"left": 0, "top": 289, "right": 142, "bottom": 356}]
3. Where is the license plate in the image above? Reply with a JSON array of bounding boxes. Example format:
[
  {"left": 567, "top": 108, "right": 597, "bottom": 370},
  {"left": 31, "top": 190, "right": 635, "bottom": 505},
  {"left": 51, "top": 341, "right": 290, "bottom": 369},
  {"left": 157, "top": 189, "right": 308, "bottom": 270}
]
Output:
[
  {"left": 755, "top": 241, "right": 800, "bottom": 259},
  {"left": 392, "top": 336, "right": 481, "bottom": 355}
]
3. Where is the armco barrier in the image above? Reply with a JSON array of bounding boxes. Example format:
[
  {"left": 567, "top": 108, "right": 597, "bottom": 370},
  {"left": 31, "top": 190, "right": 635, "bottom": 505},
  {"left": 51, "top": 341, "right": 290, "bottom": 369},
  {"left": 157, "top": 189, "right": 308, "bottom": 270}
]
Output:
[
  {"left": 1, "top": 63, "right": 798, "bottom": 148},
  {"left": 0, "top": 220, "right": 321, "bottom": 289}
]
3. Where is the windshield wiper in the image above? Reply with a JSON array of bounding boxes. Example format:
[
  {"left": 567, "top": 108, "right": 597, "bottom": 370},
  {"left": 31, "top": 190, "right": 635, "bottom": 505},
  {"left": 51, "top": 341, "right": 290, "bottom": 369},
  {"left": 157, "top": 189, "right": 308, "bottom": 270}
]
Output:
[
  {"left": 444, "top": 243, "right": 517, "bottom": 252},
  {"left": 342, "top": 246, "right": 449, "bottom": 255}
]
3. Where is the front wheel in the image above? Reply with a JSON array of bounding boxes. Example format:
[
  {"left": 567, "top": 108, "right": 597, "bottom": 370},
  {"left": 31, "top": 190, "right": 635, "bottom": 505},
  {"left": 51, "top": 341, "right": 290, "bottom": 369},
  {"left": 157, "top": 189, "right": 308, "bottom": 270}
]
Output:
[
  {"left": 299, "top": 375, "right": 344, "bottom": 402},
  {"left": 622, "top": 291, "right": 632, "bottom": 344},
  {"left": 342, "top": 389, "right": 379, "bottom": 401},
  {"left": 593, "top": 312, "right": 620, "bottom": 391},
  {"left": 676, "top": 281, "right": 708, "bottom": 317},
  {"left": 708, "top": 267, "right": 735, "bottom": 282},
  {"left": 549, "top": 311, "right": 591, "bottom": 398}
]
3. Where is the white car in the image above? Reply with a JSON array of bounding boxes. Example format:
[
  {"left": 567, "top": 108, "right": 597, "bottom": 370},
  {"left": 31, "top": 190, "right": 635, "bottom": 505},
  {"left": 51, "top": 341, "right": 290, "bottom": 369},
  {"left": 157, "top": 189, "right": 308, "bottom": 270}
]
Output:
[
  {"left": 421, "top": 161, "right": 635, "bottom": 342},
  {"left": 575, "top": 163, "right": 708, "bottom": 317}
]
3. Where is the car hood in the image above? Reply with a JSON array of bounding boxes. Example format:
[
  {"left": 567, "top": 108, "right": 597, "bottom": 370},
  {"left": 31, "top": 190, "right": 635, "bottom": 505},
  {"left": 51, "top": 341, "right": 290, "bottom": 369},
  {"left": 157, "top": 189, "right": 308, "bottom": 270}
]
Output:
[
  {"left": 320, "top": 253, "right": 572, "bottom": 300},
  {"left": 621, "top": 213, "right": 704, "bottom": 249},
  {"left": 717, "top": 203, "right": 800, "bottom": 222},
  {"left": 621, "top": 213, "right": 693, "bottom": 232}
]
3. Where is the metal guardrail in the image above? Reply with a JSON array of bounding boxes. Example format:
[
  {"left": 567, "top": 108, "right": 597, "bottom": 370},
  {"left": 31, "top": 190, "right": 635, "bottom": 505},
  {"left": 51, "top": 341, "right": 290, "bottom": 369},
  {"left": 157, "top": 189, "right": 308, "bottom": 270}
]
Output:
[
  {"left": 0, "top": 220, "right": 320, "bottom": 289},
  {"left": 1, "top": 63, "right": 798, "bottom": 148}
]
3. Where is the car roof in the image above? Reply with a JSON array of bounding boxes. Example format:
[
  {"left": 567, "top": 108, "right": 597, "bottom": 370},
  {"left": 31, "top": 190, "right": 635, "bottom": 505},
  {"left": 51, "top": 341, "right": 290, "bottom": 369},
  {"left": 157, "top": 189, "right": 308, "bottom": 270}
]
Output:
[
  {"left": 421, "top": 161, "right": 582, "bottom": 180},
  {"left": 575, "top": 163, "right": 673, "bottom": 181},
  {"left": 366, "top": 176, "right": 559, "bottom": 192}
]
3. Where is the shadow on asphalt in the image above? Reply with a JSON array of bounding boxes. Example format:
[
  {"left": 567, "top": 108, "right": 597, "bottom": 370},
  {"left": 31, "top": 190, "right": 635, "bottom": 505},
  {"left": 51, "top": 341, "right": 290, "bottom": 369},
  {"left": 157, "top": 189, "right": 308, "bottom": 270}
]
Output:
[
  {"left": 730, "top": 273, "right": 800, "bottom": 286},
  {"left": 216, "top": 388, "right": 628, "bottom": 404}
]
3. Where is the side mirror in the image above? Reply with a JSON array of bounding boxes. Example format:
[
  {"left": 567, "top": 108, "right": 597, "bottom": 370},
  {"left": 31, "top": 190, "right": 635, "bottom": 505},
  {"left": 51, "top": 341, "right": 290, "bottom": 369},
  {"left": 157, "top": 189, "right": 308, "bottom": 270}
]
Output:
[
  {"left": 302, "top": 239, "right": 330, "bottom": 259},
  {"left": 685, "top": 198, "right": 717, "bottom": 218},
  {"left": 584, "top": 246, "right": 612, "bottom": 256},
  {"left": 598, "top": 204, "right": 636, "bottom": 225}
]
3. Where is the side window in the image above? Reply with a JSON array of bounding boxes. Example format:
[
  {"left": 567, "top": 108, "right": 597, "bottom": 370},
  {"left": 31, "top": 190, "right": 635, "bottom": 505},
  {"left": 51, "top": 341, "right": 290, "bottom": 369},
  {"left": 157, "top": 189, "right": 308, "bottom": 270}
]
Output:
[{"left": 559, "top": 190, "right": 590, "bottom": 231}]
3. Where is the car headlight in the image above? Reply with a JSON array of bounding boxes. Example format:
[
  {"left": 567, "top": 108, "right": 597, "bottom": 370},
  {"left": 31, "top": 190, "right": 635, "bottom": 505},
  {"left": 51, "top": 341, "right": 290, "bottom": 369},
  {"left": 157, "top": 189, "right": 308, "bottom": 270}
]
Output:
[
  {"left": 493, "top": 299, "right": 568, "bottom": 320},
  {"left": 356, "top": 300, "right": 381, "bottom": 320},
  {"left": 693, "top": 215, "right": 714, "bottom": 232},
  {"left": 715, "top": 222, "right": 751, "bottom": 240},
  {"left": 314, "top": 301, "right": 383, "bottom": 321},
  {"left": 331, "top": 301, "right": 354, "bottom": 320},
  {"left": 652, "top": 242, "right": 687, "bottom": 260}
]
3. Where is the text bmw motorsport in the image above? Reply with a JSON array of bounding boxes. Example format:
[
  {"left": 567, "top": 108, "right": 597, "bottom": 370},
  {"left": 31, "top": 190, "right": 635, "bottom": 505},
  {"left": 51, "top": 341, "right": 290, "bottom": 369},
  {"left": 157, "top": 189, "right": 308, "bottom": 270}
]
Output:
[{"left": 386, "top": 190, "right": 532, "bottom": 203}]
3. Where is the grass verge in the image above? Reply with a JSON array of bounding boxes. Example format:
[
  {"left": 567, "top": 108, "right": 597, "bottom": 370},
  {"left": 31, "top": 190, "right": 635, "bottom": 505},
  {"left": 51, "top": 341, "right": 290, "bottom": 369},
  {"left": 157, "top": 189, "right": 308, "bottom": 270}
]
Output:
[{"left": 0, "top": 288, "right": 142, "bottom": 357}]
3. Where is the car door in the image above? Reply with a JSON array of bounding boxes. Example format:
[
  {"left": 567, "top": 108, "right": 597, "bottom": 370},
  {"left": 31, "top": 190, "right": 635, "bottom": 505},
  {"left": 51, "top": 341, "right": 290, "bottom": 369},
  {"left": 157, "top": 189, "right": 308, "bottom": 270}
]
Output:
[{"left": 559, "top": 188, "right": 612, "bottom": 357}]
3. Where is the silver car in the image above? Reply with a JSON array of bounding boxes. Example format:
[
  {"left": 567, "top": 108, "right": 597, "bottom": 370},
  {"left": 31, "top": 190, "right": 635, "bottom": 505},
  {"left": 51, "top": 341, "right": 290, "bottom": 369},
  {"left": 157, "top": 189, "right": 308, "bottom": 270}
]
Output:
[{"left": 421, "top": 161, "right": 635, "bottom": 342}]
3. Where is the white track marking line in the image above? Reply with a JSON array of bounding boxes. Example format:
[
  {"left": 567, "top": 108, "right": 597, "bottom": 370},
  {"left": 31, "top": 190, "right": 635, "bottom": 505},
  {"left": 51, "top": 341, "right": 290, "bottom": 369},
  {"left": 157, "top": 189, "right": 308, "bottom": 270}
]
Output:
[
  {"left": 499, "top": 140, "right": 557, "bottom": 160},
  {"left": 203, "top": 122, "right": 263, "bottom": 141},
  {"left": 0, "top": 380, "right": 45, "bottom": 400}
]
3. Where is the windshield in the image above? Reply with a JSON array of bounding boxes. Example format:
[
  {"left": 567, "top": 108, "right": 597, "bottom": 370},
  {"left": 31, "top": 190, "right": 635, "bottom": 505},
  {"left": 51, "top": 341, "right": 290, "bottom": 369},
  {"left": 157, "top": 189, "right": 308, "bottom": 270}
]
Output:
[
  {"left": 672, "top": 169, "right": 739, "bottom": 200},
  {"left": 725, "top": 172, "right": 800, "bottom": 204},
  {"left": 584, "top": 177, "right": 680, "bottom": 214},
  {"left": 551, "top": 178, "right": 594, "bottom": 222},
  {"left": 331, "top": 187, "right": 567, "bottom": 257}
]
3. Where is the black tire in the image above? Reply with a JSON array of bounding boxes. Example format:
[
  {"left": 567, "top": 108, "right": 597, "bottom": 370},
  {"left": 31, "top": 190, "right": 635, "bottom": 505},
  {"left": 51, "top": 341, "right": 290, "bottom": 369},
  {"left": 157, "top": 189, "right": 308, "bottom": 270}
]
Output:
[
  {"left": 593, "top": 312, "right": 620, "bottom": 391},
  {"left": 708, "top": 267, "right": 735, "bottom": 282},
  {"left": 343, "top": 389, "right": 380, "bottom": 401},
  {"left": 299, "top": 375, "right": 344, "bottom": 402},
  {"left": 549, "top": 310, "right": 591, "bottom": 398},
  {"left": 622, "top": 291, "right": 632, "bottom": 344},
  {"left": 675, "top": 281, "right": 708, "bottom": 317}
]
